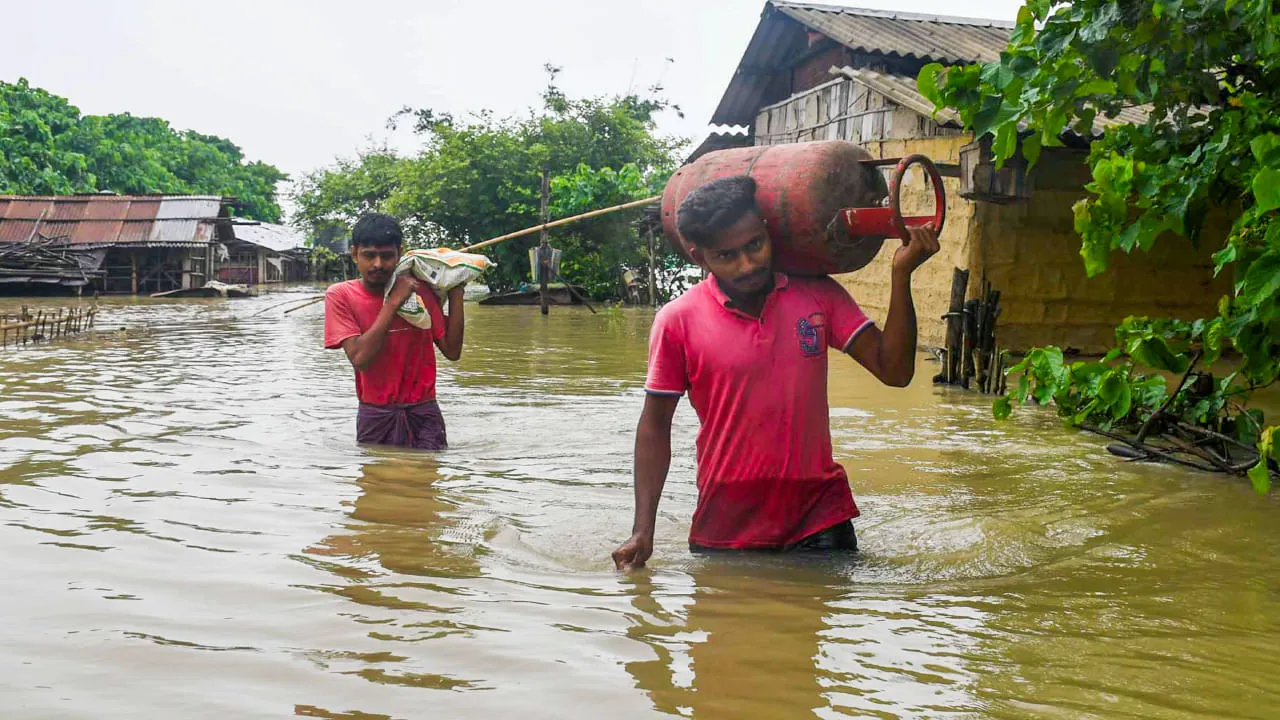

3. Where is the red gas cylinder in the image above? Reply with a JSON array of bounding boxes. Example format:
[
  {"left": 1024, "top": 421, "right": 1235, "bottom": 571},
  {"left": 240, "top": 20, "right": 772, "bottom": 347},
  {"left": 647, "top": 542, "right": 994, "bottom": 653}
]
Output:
[{"left": 660, "top": 140, "right": 945, "bottom": 276}]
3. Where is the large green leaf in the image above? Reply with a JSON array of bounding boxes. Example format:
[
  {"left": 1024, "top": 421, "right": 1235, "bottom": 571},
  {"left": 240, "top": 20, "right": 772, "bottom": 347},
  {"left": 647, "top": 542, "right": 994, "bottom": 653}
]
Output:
[
  {"left": 917, "top": 64, "right": 945, "bottom": 108},
  {"left": 1126, "top": 336, "right": 1191, "bottom": 373},
  {"left": 1079, "top": 2, "right": 1121, "bottom": 42},
  {"left": 995, "top": 124, "right": 1019, "bottom": 164},
  {"left": 1251, "top": 134, "right": 1280, "bottom": 165},
  {"left": 1074, "top": 79, "right": 1118, "bottom": 98},
  {"left": 971, "top": 97, "right": 1023, "bottom": 138},
  {"left": 993, "top": 395, "right": 1013, "bottom": 420},
  {"left": 1097, "top": 372, "right": 1133, "bottom": 420},
  {"left": 1213, "top": 243, "right": 1239, "bottom": 276},
  {"left": 1248, "top": 426, "right": 1276, "bottom": 495},
  {"left": 1203, "top": 318, "right": 1227, "bottom": 364},
  {"left": 1022, "top": 132, "right": 1043, "bottom": 167},
  {"left": 1253, "top": 168, "right": 1280, "bottom": 212},
  {"left": 1238, "top": 250, "right": 1280, "bottom": 305}
]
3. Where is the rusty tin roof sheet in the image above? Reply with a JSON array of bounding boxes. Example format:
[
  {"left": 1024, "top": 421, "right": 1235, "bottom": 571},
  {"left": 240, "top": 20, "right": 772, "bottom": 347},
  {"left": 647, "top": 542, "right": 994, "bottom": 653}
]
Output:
[{"left": 0, "top": 195, "right": 227, "bottom": 247}]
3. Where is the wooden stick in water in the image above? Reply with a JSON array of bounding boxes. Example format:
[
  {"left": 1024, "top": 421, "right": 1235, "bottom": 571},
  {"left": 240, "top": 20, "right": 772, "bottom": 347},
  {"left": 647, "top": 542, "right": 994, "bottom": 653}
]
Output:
[
  {"left": 283, "top": 296, "right": 325, "bottom": 314},
  {"left": 254, "top": 295, "right": 324, "bottom": 316}
]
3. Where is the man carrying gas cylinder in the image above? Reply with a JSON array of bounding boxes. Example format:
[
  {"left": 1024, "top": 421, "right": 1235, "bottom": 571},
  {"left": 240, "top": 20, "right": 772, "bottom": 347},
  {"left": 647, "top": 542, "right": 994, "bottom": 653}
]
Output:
[{"left": 612, "top": 175, "right": 939, "bottom": 570}]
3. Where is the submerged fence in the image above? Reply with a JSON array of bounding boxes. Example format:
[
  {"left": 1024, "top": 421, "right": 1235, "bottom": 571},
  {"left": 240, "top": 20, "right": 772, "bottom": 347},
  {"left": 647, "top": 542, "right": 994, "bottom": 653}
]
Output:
[{"left": 0, "top": 305, "right": 98, "bottom": 349}]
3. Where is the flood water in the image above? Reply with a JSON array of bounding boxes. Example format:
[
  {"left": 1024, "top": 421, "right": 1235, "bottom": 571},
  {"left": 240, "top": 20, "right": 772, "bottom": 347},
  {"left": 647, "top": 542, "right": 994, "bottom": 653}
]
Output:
[{"left": 0, "top": 290, "right": 1277, "bottom": 719}]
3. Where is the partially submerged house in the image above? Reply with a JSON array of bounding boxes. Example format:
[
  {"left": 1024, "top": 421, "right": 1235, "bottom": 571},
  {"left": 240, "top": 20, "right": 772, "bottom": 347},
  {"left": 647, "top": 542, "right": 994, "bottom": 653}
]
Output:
[
  {"left": 221, "top": 219, "right": 310, "bottom": 285},
  {"left": 0, "top": 194, "right": 230, "bottom": 295},
  {"left": 0, "top": 194, "right": 314, "bottom": 295},
  {"left": 700, "top": 1, "right": 1227, "bottom": 353}
]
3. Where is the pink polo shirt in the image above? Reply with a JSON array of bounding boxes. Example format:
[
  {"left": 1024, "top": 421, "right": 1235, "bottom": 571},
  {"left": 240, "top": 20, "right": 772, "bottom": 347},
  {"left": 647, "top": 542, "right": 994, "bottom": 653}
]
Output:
[
  {"left": 645, "top": 274, "right": 874, "bottom": 549},
  {"left": 323, "top": 280, "right": 446, "bottom": 406}
]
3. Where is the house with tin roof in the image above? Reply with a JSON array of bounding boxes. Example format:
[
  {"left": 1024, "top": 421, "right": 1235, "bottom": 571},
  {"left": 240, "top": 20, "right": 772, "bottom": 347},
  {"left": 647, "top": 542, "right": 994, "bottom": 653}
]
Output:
[
  {"left": 221, "top": 219, "right": 311, "bottom": 285},
  {"left": 694, "top": 1, "right": 1224, "bottom": 354},
  {"left": 0, "top": 194, "right": 313, "bottom": 294},
  {"left": 0, "top": 194, "right": 231, "bottom": 295}
]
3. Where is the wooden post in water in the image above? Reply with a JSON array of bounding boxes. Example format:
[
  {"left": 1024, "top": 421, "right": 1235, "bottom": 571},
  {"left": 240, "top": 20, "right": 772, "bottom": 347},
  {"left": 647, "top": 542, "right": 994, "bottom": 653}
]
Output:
[
  {"left": 647, "top": 225, "right": 657, "bottom": 307},
  {"left": 943, "top": 268, "right": 969, "bottom": 384},
  {"left": 962, "top": 298, "right": 979, "bottom": 389},
  {"left": 538, "top": 168, "right": 551, "bottom": 317},
  {"left": 131, "top": 254, "right": 139, "bottom": 295}
]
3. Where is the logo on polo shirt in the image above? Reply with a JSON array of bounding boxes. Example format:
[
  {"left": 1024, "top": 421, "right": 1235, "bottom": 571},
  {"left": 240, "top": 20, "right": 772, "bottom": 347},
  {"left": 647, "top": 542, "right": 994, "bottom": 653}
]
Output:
[{"left": 796, "top": 313, "right": 826, "bottom": 357}]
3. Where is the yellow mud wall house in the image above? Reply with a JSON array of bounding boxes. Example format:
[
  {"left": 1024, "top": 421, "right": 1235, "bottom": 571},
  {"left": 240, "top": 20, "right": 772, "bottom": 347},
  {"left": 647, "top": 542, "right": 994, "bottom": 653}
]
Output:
[{"left": 695, "top": 1, "right": 1229, "bottom": 354}]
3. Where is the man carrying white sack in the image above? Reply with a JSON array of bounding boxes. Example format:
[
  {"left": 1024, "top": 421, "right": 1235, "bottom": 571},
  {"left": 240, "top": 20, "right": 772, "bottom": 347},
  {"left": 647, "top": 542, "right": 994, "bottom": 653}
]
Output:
[{"left": 323, "top": 213, "right": 466, "bottom": 450}]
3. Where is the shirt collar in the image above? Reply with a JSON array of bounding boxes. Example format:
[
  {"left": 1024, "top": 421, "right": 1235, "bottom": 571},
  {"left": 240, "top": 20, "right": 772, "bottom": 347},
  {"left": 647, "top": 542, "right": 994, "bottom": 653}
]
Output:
[{"left": 707, "top": 272, "right": 789, "bottom": 312}]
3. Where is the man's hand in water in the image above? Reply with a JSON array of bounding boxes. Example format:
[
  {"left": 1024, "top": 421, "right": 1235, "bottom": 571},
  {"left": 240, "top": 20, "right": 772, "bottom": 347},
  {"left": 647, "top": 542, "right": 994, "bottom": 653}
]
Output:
[
  {"left": 612, "top": 532, "right": 653, "bottom": 571},
  {"left": 892, "top": 222, "right": 940, "bottom": 275},
  {"left": 388, "top": 275, "right": 418, "bottom": 305}
]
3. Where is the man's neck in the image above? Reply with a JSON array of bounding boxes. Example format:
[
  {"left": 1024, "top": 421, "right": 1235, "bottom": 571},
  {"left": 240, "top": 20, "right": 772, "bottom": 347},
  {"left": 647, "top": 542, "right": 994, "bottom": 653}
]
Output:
[
  {"left": 716, "top": 276, "right": 773, "bottom": 318},
  {"left": 361, "top": 278, "right": 387, "bottom": 296}
]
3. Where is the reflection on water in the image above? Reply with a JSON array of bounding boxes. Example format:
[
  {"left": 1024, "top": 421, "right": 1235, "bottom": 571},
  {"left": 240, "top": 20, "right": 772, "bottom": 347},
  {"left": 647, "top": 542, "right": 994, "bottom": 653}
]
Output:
[{"left": 0, "top": 289, "right": 1277, "bottom": 719}]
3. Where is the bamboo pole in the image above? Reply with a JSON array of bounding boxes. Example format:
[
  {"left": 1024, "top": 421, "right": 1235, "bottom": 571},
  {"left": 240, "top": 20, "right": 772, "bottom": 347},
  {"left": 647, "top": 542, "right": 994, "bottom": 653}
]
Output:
[
  {"left": 647, "top": 225, "right": 657, "bottom": 307},
  {"left": 460, "top": 195, "right": 660, "bottom": 252},
  {"left": 258, "top": 196, "right": 661, "bottom": 317},
  {"left": 283, "top": 297, "right": 324, "bottom": 314},
  {"left": 538, "top": 169, "right": 551, "bottom": 317},
  {"left": 253, "top": 295, "right": 324, "bottom": 316}
]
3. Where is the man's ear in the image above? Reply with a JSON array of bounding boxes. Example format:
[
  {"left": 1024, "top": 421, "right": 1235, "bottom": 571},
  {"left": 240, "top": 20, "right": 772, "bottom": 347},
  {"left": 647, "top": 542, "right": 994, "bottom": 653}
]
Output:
[{"left": 689, "top": 245, "right": 708, "bottom": 270}]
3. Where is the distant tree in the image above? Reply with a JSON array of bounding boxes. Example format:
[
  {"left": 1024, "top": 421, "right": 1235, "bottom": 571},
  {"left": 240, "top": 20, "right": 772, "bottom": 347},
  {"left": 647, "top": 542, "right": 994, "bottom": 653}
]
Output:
[
  {"left": 292, "top": 66, "right": 690, "bottom": 298},
  {"left": 0, "top": 78, "right": 287, "bottom": 221}
]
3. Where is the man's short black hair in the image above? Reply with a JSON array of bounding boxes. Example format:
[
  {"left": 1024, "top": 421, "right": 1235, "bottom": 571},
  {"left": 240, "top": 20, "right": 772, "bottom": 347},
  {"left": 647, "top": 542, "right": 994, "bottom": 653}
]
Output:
[
  {"left": 676, "top": 175, "right": 761, "bottom": 248},
  {"left": 350, "top": 213, "right": 403, "bottom": 249}
]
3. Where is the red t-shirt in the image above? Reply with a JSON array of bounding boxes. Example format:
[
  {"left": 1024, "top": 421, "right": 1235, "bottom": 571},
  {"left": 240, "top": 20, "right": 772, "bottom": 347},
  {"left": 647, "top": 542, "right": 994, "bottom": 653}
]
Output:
[
  {"left": 323, "top": 279, "right": 446, "bottom": 406},
  {"left": 644, "top": 274, "right": 874, "bottom": 549}
]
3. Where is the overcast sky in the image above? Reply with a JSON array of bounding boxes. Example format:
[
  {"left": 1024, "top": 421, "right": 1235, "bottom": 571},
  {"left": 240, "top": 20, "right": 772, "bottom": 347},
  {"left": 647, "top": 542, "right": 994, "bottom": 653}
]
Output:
[{"left": 3, "top": 0, "right": 1022, "bottom": 212}]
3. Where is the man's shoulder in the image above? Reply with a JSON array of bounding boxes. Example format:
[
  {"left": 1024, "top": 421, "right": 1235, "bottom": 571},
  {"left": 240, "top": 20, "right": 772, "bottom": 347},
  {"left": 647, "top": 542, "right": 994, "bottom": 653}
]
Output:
[
  {"left": 784, "top": 274, "right": 855, "bottom": 304},
  {"left": 785, "top": 273, "right": 842, "bottom": 292},
  {"left": 655, "top": 279, "right": 713, "bottom": 321},
  {"left": 326, "top": 279, "right": 370, "bottom": 303},
  {"left": 326, "top": 279, "right": 359, "bottom": 295}
]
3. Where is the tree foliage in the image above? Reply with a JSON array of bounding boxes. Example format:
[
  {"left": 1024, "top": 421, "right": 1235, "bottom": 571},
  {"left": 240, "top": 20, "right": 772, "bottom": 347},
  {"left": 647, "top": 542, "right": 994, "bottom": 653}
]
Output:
[
  {"left": 919, "top": 0, "right": 1280, "bottom": 491},
  {"left": 547, "top": 163, "right": 694, "bottom": 300},
  {"left": 291, "top": 66, "right": 690, "bottom": 298},
  {"left": 0, "top": 78, "right": 287, "bottom": 221}
]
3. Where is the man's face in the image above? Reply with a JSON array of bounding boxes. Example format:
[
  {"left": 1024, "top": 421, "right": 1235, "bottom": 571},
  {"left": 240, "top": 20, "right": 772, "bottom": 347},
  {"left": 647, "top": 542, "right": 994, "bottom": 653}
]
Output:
[
  {"left": 351, "top": 243, "right": 401, "bottom": 289},
  {"left": 692, "top": 211, "right": 774, "bottom": 298}
]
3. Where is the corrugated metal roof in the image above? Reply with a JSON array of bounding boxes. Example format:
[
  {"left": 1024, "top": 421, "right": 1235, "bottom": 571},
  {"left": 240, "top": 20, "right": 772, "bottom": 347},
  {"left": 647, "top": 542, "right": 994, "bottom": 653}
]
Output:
[
  {"left": 1095, "top": 105, "right": 1151, "bottom": 129},
  {"left": 835, "top": 66, "right": 962, "bottom": 124},
  {"left": 230, "top": 220, "right": 308, "bottom": 253},
  {"left": 710, "top": 1, "right": 1012, "bottom": 127},
  {"left": 832, "top": 66, "right": 1151, "bottom": 137},
  {"left": 776, "top": 2, "right": 1012, "bottom": 64},
  {"left": 0, "top": 194, "right": 228, "bottom": 247},
  {"left": 687, "top": 131, "right": 753, "bottom": 163}
]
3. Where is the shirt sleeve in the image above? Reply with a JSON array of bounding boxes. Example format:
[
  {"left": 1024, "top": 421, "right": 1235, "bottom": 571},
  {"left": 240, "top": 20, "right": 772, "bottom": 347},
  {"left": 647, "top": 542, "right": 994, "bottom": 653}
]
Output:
[
  {"left": 421, "top": 287, "right": 447, "bottom": 341},
  {"left": 814, "top": 277, "right": 874, "bottom": 352},
  {"left": 644, "top": 305, "right": 688, "bottom": 396},
  {"left": 323, "top": 285, "right": 361, "bottom": 349}
]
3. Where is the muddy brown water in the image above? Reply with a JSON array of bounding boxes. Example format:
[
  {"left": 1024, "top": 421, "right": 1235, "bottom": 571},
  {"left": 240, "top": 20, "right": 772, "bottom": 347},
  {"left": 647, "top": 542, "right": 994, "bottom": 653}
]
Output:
[{"left": 0, "top": 291, "right": 1276, "bottom": 719}]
